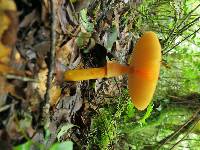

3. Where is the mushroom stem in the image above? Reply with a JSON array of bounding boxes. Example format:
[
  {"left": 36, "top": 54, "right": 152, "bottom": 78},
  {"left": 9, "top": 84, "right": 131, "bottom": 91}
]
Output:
[
  {"left": 64, "top": 67, "right": 106, "bottom": 81},
  {"left": 64, "top": 62, "right": 129, "bottom": 81},
  {"left": 106, "top": 62, "right": 129, "bottom": 78}
]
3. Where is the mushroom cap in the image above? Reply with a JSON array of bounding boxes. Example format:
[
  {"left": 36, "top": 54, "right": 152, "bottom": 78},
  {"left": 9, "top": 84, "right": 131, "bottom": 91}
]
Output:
[{"left": 128, "top": 31, "right": 161, "bottom": 110}]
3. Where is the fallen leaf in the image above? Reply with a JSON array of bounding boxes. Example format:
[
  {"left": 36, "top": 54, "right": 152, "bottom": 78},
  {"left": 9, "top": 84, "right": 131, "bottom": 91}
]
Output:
[
  {"left": 56, "top": 0, "right": 78, "bottom": 34},
  {"left": 57, "top": 38, "right": 76, "bottom": 66},
  {"left": 0, "top": 0, "right": 18, "bottom": 47},
  {"left": 1, "top": 10, "right": 18, "bottom": 46},
  {"left": 0, "top": 42, "right": 11, "bottom": 63},
  {"left": 104, "top": 26, "right": 118, "bottom": 51},
  {"left": 56, "top": 38, "right": 80, "bottom": 81},
  {"left": 74, "top": 0, "right": 92, "bottom": 12},
  {"left": 76, "top": 32, "right": 91, "bottom": 49},
  {"left": 0, "top": 12, "right": 10, "bottom": 41},
  {"left": 0, "top": 0, "right": 16, "bottom": 11},
  {"left": 6, "top": 114, "right": 22, "bottom": 140},
  {"left": 0, "top": 77, "right": 9, "bottom": 107},
  {"left": 80, "top": 8, "right": 94, "bottom": 33},
  {"left": 32, "top": 69, "right": 61, "bottom": 106},
  {"left": 56, "top": 84, "right": 83, "bottom": 121},
  {"left": 49, "top": 86, "right": 62, "bottom": 106},
  {"left": 19, "top": 9, "right": 38, "bottom": 28},
  {"left": 57, "top": 124, "right": 76, "bottom": 141},
  {"left": 0, "top": 63, "right": 24, "bottom": 76}
]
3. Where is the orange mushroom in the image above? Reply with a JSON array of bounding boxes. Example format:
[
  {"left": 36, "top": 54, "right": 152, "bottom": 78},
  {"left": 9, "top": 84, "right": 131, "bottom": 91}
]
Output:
[{"left": 64, "top": 31, "right": 161, "bottom": 110}]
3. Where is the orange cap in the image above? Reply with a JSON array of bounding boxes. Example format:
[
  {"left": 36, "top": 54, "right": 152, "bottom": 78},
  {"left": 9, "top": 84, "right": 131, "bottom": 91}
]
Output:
[{"left": 128, "top": 31, "right": 161, "bottom": 110}]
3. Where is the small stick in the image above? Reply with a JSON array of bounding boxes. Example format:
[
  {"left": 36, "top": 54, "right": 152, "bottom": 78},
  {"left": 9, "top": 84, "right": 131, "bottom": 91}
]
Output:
[
  {"left": 42, "top": 0, "right": 56, "bottom": 119},
  {"left": 157, "top": 107, "right": 200, "bottom": 149},
  {"left": 5, "top": 74, "right": 37, "bottom": 82}
]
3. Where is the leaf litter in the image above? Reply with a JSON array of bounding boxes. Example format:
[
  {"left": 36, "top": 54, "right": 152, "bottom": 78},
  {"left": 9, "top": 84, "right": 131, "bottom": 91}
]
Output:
[{"left": 0, "top": 0, "right": 136, "bottom": 149}]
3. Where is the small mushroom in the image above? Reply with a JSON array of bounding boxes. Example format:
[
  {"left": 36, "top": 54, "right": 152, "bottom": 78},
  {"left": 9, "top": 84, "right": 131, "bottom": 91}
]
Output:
[{"left": 64, "top": 31, "right": 161, "bottom": 110}]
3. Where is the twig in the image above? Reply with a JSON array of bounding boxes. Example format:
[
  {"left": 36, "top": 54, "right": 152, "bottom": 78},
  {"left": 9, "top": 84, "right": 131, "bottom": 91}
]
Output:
[
  {"left": 178, "top": 16, "right": 200, "bottom": 34},
  {"left": 164, "top": 16, "right": 200, "bottom": 51},
  {"left": 157, "top": 107, "right": 200, "bottom": 149},
  {"left": 43, "top": 0, "right": 56, "bottom": 117},
  {"left": 5, "top": 74, "right": 38, "bottom": 82},
  {"left": 163, "top": 27, "right": 200, "bottom": 55},
  {"left": 163, "top": 4, "right": 200, "bottom": 52},
  {"left": 176, "top": 3, "right": 200, "bottom": 31},
  {"left": 0, "top": 102, "right": 17, "bottom": 112},
  {"left": 170, "top": 118, "right": 200, "bottom": 150}
]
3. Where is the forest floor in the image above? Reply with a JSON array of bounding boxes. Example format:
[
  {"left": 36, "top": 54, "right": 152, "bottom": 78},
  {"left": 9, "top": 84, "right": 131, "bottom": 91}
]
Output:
[{"left": 0, "top": 0, "right": 141, "bottom": 149}]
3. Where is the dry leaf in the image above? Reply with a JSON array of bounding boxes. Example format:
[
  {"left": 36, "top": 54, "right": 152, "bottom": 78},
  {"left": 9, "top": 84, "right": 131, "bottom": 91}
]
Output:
[
  {"left": 33, "top": 69, "right": 61, "bottom": 106},
  {"left": 57, "top": 38, "right": 76, "bottom": 66},
  {"left": 1, "top": 10, "right": 18, "bottom": 46},
  {"left": 49, "top": 86, "right": 62, "bottom": 106},
  {"left": 0, "top": 63, "right": 24, "bottom": 75},
  {"left": 0, "top": 0, "right": 18, "bottom": 47},
  {"left": 0, "top": 0, "right": 16, "bottom": 11},
  {"left": 34, "top": 69, "right": 48, "bottom": 99},
  {"left": 0, "top": 0, "right": 20, "bottom": 77},
  {"left": 56, "top": 0, "right": 78, "bottom": 34},
  {"left": 56, "top": 84, "right": 83, "bottom": 121},
  {"left": 0, "top": 77, "right": 8, "bottom": 107},
  {"left": 0, "top": 12, "right": 10, "bottom": 40},
  {"left": 56, "top": 37, "right": 81, "bottom": 80},
  {"left": 19, "top": 9, "right": 38, "bottom": 28},
  {"left": 0, "top": 43, "right": 11, "bottom": 63}
]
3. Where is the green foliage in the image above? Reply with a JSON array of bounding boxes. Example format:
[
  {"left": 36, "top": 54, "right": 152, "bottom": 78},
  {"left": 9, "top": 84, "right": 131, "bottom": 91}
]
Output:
[
  {"left": 80, "top": 9, "right": 94, "bottom": 33},
  {"left": 19, "top": 113, "right": 32, "bottom": 130},
  {"left": 14, "top": 140, "right": 73, "bottom": 150},
  {"left": 123, "top": 100, "right": 135, "bottom": 122},
  {"left": 118, "top": 107, "right": 195, "bottom": 149},
  {"left": 104, "top": 25, "right": 118, "bottom": 51},
  {"left": 14, "top": 123, "right": 74, "bottom": 150},
  {"left": 88, "top": 89, "right": 133, "bottom": 149},
  {"left": 138, "top": 103, "right": 154, "bottom": 125},
  {"left": 49, "top": 141, "right": 73, "bottom": 150},
  {"left": 90, "top": 108, "right": 117, "bottom": 149},
  {"left": 77, "top": 8, "right": 95, "bottom": 53},
  {"left": 76, "top": 32, "right": 91, "bottom": 49},
  {"left": 14, "top": 141, "right": 32, "bottom": 150},
  {"left": 156, "top": 51, "right": 200, "bottom": 99},
  {"left": 132, "top": 0, "right": 200, "bottom": 54},
  {"left": 57, "top": 124, "right": 76, "bottom": 142},
  {"left": 88, "top": 90, "right": 158, "bottom": 149}
]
